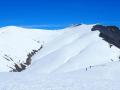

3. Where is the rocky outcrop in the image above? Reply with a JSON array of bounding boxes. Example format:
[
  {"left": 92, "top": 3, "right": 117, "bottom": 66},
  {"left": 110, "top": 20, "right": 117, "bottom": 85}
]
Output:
[
  {"left": 91, "top": 25, "right": 120, "bottom": 48},
  {"left": 3, "top": 45, "right": 43, "bottom": 72},
  {"left": 91, "top": 25, "right": 119, "bottom": 31}
]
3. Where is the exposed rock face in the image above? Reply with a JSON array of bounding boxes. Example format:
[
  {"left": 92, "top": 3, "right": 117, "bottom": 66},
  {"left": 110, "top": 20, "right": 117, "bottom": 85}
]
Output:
[
  {"left": 92, "top": 25, "right": 119, "bottom": 31},
  {"left": 92, "top": 25, "right": 120, "bottom": 48}
]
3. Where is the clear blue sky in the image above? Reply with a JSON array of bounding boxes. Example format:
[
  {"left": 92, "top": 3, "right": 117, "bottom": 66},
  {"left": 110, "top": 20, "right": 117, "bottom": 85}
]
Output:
[{"left": 0, "top": 0, "right": 120, "bottom": 29}]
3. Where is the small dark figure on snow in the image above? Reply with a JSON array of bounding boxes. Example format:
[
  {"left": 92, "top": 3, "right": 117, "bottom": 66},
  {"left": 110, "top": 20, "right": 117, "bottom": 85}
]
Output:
[
  {"left": 110, "top": 44, "right": 113, "bottom": 48},
  {"left": 90, "top": 66, "right": 92, "bottom": 69},
  {"left": 111, "top": 59, "right": 114, "bottom": 62}
]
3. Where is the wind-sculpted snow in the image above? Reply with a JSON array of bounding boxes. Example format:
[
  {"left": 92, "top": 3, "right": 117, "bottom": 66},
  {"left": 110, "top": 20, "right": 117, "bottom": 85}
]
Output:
[{"left": 0, "top": 24, "right": 120, "bottom": 90}]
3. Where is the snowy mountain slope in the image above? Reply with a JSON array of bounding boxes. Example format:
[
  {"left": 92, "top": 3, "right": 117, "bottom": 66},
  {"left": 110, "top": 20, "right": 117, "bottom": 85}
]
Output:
[
  {"left": 0, "top": 26, "right": 63, "bottom": 72},
  {"left": 29, "top": 24, "right": 120, "bottom": 74},
  {"left": 0, "top": 24, "right": 120, "bottom": 90}
]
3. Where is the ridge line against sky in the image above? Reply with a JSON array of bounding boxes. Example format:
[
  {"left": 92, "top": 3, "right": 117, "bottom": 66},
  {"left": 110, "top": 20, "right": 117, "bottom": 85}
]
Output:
[{"left": 0, "top": 0, "right": 120, "bottom": 29}]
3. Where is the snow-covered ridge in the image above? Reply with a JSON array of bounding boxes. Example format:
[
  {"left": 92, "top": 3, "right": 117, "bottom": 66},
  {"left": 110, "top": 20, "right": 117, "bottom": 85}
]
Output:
[
  {"left": 29, "top": 24, "right": 120, "bottom": 74},
  {"left": 0, "top": 24, "right": 120, "bottom": 90},
  {"left": 0, "top": 24, "right": 120, "bottom": 72}
]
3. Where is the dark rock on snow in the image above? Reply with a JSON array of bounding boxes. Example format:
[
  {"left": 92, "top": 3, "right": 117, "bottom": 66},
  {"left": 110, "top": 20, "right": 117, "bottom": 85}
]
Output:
[{"left": 91, "top": 25, "right": 120, "bottom": 48}]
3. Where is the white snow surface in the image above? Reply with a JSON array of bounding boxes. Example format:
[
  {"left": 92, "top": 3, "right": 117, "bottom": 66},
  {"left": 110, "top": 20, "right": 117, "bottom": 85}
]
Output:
[
  {"left": 0, "top": 26, "right": 63, "bottom": 72},
  {"left": 0, "top": 24, "right": 120, "bottom": 90}
]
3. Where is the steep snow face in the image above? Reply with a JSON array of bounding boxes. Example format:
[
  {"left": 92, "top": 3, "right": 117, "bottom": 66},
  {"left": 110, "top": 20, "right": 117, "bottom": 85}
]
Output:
[{"left": 0, "top": 26, "right": 63, "bottom": 72}]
